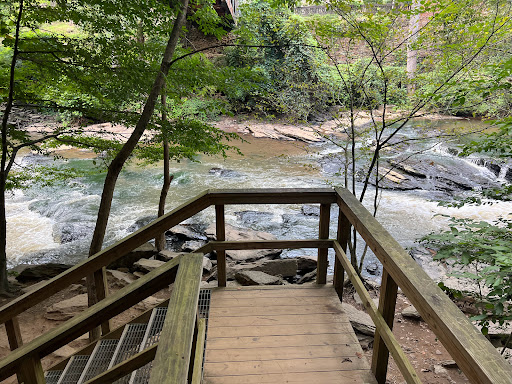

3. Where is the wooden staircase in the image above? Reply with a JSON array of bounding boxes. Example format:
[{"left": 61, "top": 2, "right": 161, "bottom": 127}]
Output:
[{"left": 0, "top": 188, "right": 510, "bottom": 384}]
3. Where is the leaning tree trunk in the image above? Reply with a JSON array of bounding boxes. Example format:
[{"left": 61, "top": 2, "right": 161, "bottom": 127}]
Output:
[
  {"left": 155, "top": 92, "right": 173, "bottom": 251},
  {"left": 0, "top": 0, "right": 24, "bottom": 294},
  {"left": 86, "top": 0, "right": 190, "bottom": 340}
]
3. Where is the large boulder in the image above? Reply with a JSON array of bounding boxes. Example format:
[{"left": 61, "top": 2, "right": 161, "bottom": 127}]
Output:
[
  {"left": 46, "top": 294, "right": 88, "bottom": 321},
  {"left": 15, "top": 263, "right": 71, "bottom": 283},
  {"left": 206, "top": 224, "right": 282, "bottom": 262},
  {"left": 107, "top": 242, "right": 157, "bottom": 269},
  {"left": 297, "top": 256, "right": 317, "bottom": 274},
  {"left": 133, "top": 258, "right": 165, "bottom": 273},
  {"left": 235, "top": 271, "right": 283, "bottom": 286},
  {"left": 251, "top": 259, "right": 298, "bottom": 278},
  {"left": 166, "top": 224, "right": 207, "bottom": 241},
  {"left": 342, "top": 303, "right": 376, "bottom": 336}
]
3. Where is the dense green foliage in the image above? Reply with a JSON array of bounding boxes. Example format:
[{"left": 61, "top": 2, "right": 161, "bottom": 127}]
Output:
[{"left": 421, "top": 217, "right": 512, "bottom": 334}]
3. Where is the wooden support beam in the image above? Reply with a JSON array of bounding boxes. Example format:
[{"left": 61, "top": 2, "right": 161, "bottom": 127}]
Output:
[
  {"left": 334, "top": 209, "right": 350, "bottom": 300},
  {"left": 19, "top": 355, "right": 45, "bottom": 384},
  {"left": 371, "top": 269, "right": 398, "bottom": 384},
  {"left": 208, "top": 188, "right": 336, "bottom": 205},
  {"left": 191, "top": 318, "right": 207, "bottom": 384},
  {"left": 316, "top": 203, "right": 330, "bottom": 284},
  {"left": 5, "top": 317, "right": 25, "bottom": 383},
  {"left": 216, "top": 205, "right": 227, "bottom": 288},
  {"left": 94, "top": 267, "right": 111, "bottom": 336},
  {"left": 150, "top": 254, "right": 203, "bottom": 384},
  {"left": 333, "top": 241, "right": 420, "bottom": 384}
]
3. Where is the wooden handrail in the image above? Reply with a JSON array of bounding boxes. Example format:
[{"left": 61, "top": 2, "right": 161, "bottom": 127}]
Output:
[
  {"left": 208, "top": 188, "right": 336, "bottom": 205},
  {"left": 149, "top": 253, "right": 203, "bottom": 383},
  {"left": 0, "top": 191, "right": 209, "bottom": 325},
  {"left": 335, "top": 187, "right": 512, "bottom": 384},
  {"left": 0, "top": 256, "right": 182, "bottom": 380}
]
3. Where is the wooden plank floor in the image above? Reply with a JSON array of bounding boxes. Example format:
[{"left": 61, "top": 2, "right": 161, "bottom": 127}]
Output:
[{"left": 203, "top": 285, "right": 377, "bottom": 384}]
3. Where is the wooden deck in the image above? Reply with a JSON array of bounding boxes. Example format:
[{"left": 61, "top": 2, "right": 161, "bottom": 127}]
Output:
[{"left": 203, "top": 285, "right": 377, "bottom": 384}]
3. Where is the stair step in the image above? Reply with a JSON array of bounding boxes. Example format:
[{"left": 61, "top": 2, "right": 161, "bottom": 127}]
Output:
[
  {"left": 45, "top": 370, "right": 63, "bottom": 384},
  {"left": 129, "top": 307, "right": 168, "bottom": 384},
  {"left": 109, "top": 323, "right": 149, "bottom": 384},
  {"left": 78, "top": 339, "right": 119, "bottom": 383},
  {"left": 57, "top": 355, "right": 90, "bottom": 384}
]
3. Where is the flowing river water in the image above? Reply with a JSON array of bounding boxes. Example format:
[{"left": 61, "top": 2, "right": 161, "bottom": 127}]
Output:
[{"left": 7, "top": 118, "right": 512, "bottom": 281}]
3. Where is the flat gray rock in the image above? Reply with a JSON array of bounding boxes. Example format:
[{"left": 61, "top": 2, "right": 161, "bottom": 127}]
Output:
[
  {"left": 235, "top": 270, "right": 283, "bottom": 286},
  {"left": 342, "top": 302, "right": 376, "bottom": 336},
  {"left": 46, "top": 294, "right": 88, "bottom": 321},
  {"left": 402, "top": 305, "right": 422, "bottom": 320},
  {"left": 251, "top": 259, "right": 298, "bottom": 277},
  {"left": 133, "top": 258, "right": 165, "bottom": 273}
]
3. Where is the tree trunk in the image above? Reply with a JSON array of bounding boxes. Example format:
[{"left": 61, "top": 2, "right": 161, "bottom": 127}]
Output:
[
  {"left": 407, "top": 0, "right": 420, "bottom": 95},
  {"left": 155, "top": 92, "right": 173, "bottom": 251},
  {"left": 86, "top": 0, "right": 190, "bottom": 340},
  {"left": 0, "top": 0, "right": 23, "bottom": 294}
]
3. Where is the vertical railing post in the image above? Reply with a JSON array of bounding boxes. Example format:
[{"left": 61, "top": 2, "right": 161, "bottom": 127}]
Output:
[
  {"left": 371, "top": 269, "right": 398, "bottom": 384},
  {"left": 316, "top": 203, "right": 330, "bottom": 284},
  {"left": 5, "top": 317, "right": 26, "bottom": 383},
  {"left": 94, "top": 268, "right": 111, "bottom": 335},
  {"left": 334, "top": 208, "right": 350, "bottom": 300},
  {"left": 215, "top": 204, "right": 227, "bottom": 287},
  {"left": 20, "top": 355, "right": 45, "bottom": 383}
]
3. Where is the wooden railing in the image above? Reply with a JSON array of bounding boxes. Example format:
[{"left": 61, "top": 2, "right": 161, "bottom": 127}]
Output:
[{"left": 0, "top": 188, "right": 510, "bottom": 383}]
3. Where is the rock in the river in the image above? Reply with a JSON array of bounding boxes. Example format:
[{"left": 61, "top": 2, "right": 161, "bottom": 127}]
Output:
[
  {"left": 206, "top": 224, "right": 282, "bottom": 262},
  {"left": 107, "top": 242, "right": 157, "bottom": 269},
  {"left": 133, "top": 258, "right": 165, "bottom": 273},
  {"left": 235, "top": 211, "right": 274, "bottom": 227},
  {"left": 156, "top": 250, "right": 182, "bottom": 261},
  {"left": 55, "top": 222, "right": 94, "bottom": 243},
  {"left": 106, "top": 269, "right": 136, "bottom": 286},
  {"left": 402, "top": 305, "right": 422, "bottom": 320},
  {"left": 166, "top": 224, "right": 207, "bottom": 241},
  {"left": 365, "top": 262, "right": 379, "bottom": 275},
  {"left": 297, "top": 269, "right": 317, "bottom": 284},
  {"left": 208, "top": 167, "right": 243, "bottom": 178},
  {"left": 301, "top": 205, "right": 320, "bottom": 216},
  {"left": 297, "top": 256, "right": 317, "bottom": 274},
  {"left": 46, "top": 294, "right": 88, "bottom": 321},
  {"left": 343, "top": 303, "right": 376, "bottom": 336},
  {"left": 182, "top": 240, "right": 207, "bottom": 252},
  {"left": 202, "top": 257, "right": 213, "bottom": 274},
  {"left": 16, "top": 263, "right": 71, "bottom": 283},
  {"left": 251, "top": 259, "right": 298, "bottom": 278},
  {"left": 128, "top": 216, "right": 156, "bottom": 232},
  {"left": 235, "top": 271, "right": 283, "bottom": 286}
]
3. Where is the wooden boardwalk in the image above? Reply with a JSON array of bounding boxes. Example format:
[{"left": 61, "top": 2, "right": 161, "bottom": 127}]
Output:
[{"left": 203, "top": 285, "right": 377, "bottom": 384}]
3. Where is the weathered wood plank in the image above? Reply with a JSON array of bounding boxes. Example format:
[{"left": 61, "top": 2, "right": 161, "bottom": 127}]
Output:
[
  {"left": 20, "top": 355, "right": 45, "bottom": 384},
  {"left": 207, "top": 322, "right": 353, "bottom": 338},
  {"left": 212, "top": 285, "right": 335, "bottom": 297},
  {"left": 208, "top": 313, "right": 349, "bottom": 327},
  {"left": 205, "top": 356, "right": 369, "bottom": 376},
  {"left": 371, "top": 269, "right": 398, "bottom": 384},
  {"left": 0, "top": 192, "right": 209, "bottom": 325},
  {"left": 149, "top": 254, "right": 203, "bottom": 384},
  {"left": 205, "top": 344, "right": 361, "bottom": 363},
  {"left": 209, "top": 303, "right": 345, "bottom": 317},
  {"left": 317, "top": 203, "right": 330, "bottom": 284},
  {"left": 215, "top": 205, "right": 227, "bottom": 287},
  {"left": 334, "top": 208, "right": 350, "bottom": 300},
  {"left": 84, "top": 344, "right": 157, "bottom": 384},
  {"left": 203, "top": 370, "right": 376, "bottom": 384},
  {"left": 208, "top": 188, "right": 336, "bottom": 205},
  {"left": 335, "top": 187, "right": 512, "bottom": 383},
  {"left": 206, "top": 333, "right": 358, "bottom": 350},
  {"left": 191, "top": 318, "right": 207, "bottom": 384},
  {"left": 0, "top": 256, "right": 182, "bottom": 381},
  {"left": 333, "top": 242, "right": 420, "bottom": 384},
  {"left": 209, "top": 295, "right": 342, "bottom": 308}
]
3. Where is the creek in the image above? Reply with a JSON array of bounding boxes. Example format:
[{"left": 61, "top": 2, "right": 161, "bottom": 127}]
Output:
[{"left": 7, "top": 118, "right": 512, "bottom": 281}]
